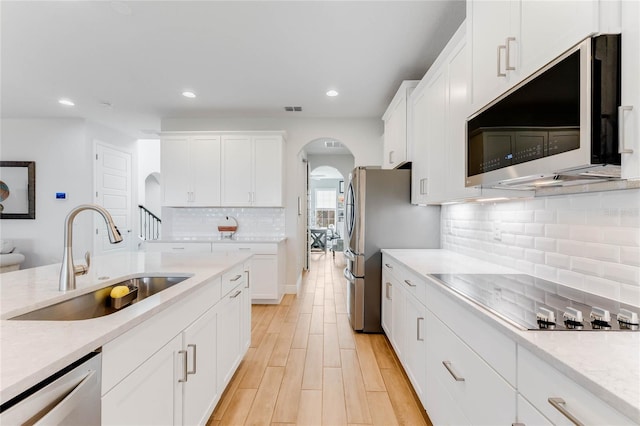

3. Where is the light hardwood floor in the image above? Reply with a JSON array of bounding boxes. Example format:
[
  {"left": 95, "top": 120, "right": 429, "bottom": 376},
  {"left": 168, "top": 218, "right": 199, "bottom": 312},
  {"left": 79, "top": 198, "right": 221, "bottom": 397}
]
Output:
[{"left": 208, "top": 252, "right": 432, "bottom": 426}]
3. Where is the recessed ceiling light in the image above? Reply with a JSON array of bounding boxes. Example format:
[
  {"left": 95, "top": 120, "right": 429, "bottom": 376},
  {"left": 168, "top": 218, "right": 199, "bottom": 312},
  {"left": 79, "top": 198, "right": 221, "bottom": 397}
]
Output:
[
  {"left": 326, "top": 90, "right": 339, "bottom": 97},
  {"left": 182, "top": 91, "right": 196, "bottom": 98},
  {"left": 58, "top": 99, "right": 75, "bottom": 106}
]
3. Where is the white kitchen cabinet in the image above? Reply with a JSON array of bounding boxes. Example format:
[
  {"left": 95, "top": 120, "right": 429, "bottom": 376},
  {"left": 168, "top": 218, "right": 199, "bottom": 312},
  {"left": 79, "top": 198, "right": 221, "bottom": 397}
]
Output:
[
  {"left": 161, "top": 134, "right": 221, "bottom": 206},
  {"left": 518, "top": 346, "right": 636, "bottom": 425},
  {"left": 182, "top": 306, "right": 218, "bottom": 426},
  {"left": 469, "top": 0, "right": 603, "bottom": 110},
  {"left": 216, "top": 283, "right": 243, "bottom": 391},
  {"left": 621, "top": 0, "right": 640, "bottom": 179},
  {"left": 380, "top": 269, "right": 393, "bottom": 336},
  {"left": 221, "top": 133, "right": 284, "bottom": 207},
  {"left": 426, "top": 308, "right": 516, "bottom": 425},
  {"left": 382, "top": 80, "right": 418, "bottom": 169},
  {"left": 241, "top": 263, "right": 252, "bottom": 351},
  {"left": 404, "top": 291, "right": 427, "bottom": 405},
  {"left": 102, "top": 334, "right": 183, "bottom": 426}
]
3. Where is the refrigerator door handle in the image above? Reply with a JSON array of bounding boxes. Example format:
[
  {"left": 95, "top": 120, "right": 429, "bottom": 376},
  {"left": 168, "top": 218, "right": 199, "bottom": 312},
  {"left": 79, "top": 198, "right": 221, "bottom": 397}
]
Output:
[
  {"left": 344, "top": 248, "right": 356, "bottom": 261},
  {"left": 343, "top": 267, "right": 356, "bottom": 283}
]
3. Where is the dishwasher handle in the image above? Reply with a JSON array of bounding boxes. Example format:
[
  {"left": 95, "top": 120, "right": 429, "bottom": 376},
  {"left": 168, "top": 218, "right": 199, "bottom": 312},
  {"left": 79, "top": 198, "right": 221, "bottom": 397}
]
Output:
[{"left": 34, "top": 369, "right": 98, "bottom": 425}]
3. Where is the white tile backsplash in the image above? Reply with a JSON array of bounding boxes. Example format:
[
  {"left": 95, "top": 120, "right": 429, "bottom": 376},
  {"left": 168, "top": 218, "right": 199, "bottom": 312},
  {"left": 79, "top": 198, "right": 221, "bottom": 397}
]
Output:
[
  {"left": 442, "top": 188, "right": 640, "bottom": 307},
  {"left": 161, "top": 207, "right": 285, "bottom": 239}
]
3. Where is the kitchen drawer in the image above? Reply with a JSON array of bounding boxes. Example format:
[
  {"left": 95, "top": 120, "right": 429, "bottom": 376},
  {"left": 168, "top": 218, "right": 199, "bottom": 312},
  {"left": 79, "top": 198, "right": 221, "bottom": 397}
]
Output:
[
  {"left": 424, "top": 373, "right": 472, "bottom": 426},
  {"left": 145, "top": 242, "right": 212, "bottom": 252},
  {"left": 517, "top": 394, "right": 552, "bottom": 425},
  {"left": 221, "top": 264, "right": 245, "bottom": 296},
  {"left": 426, "top": 308, "right": 516, "bottom": 425},
  {"left": 424, "top": 275, "right": 516, "bottom": 386},
  {"left": 382, "top": 255, "right": 426, "bottom": 306},
  {"left": 518, "top": 347, "right": 636, "bottom": 425},
  {"left": 102, "top": 276, "right": 221, "bottom": 395}
]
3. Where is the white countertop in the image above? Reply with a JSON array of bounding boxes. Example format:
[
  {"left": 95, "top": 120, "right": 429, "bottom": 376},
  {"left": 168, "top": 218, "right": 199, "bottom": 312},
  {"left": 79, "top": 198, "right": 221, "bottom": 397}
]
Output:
[
  {"left": 147, "top": 236, "right": 287, "bottom": 244},
  {"left": 382, "top": 249, "right": 640, "bottom": 422},
  {"left": 0, "top": 251, "right": 251, "bottom": 404}
]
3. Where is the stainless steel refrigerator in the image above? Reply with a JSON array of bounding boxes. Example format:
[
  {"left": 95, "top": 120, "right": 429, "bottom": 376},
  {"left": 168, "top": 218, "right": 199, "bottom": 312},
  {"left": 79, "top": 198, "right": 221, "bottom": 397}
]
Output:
[{"left": 343, "top": 167, "right": 440, "bottom": 332}]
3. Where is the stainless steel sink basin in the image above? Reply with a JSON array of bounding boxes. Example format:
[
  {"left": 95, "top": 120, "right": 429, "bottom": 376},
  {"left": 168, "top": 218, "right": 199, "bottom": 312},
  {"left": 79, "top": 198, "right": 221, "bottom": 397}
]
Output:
[{"left": 10, "top": 275, "right": 191, "bottom": 321}]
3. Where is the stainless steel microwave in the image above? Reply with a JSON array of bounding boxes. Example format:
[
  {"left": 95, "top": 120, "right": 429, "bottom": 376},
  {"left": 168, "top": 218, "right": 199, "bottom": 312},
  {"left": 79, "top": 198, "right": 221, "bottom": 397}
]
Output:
[{"left": 466, "top": 34, "right": 621, "bottom": 188}]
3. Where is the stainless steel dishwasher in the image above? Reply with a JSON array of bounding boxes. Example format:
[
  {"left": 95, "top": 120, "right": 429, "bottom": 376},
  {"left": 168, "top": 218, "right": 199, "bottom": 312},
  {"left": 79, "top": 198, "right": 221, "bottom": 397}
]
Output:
[{"left": 0, "top": 351, "right": 101, "bottom": 425}]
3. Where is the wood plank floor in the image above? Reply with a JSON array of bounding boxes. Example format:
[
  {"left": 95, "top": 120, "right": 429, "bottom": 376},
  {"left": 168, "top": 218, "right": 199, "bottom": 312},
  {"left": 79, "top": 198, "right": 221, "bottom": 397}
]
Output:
[{"left": 208, "top": 252, "right": 432, "bottom": 426}]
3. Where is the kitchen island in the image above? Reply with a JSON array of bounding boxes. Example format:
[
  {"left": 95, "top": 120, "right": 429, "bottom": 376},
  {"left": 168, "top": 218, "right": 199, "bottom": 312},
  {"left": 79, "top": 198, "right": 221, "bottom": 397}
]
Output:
[
  {"left": 382, "top": 249, "right": 640, "bottom": 424},
  {"left": 0, "top": 251, "right": 251, "bottom": 407}
]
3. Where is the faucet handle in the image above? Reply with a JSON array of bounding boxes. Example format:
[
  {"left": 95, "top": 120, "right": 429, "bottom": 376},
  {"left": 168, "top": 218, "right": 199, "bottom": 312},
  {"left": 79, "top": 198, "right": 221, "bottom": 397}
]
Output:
[{"left": 74, "top": 251, "right": 91, "bottom": 276}]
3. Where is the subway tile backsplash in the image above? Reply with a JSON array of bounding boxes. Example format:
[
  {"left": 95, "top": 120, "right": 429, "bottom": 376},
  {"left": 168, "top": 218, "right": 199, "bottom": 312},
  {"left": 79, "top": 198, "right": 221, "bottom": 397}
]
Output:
[
  {"left": 441, "top": 189, "right": 640, "bottom": 307},
  {"left": 162, "top": 207, "right": 285, "bottom": 239}
]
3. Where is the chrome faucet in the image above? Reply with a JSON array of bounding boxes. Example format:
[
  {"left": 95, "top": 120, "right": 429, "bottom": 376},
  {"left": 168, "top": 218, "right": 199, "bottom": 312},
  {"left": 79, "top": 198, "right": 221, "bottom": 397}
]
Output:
[{"left": 59, "top": 204, "right": 123, "bottom": 291}]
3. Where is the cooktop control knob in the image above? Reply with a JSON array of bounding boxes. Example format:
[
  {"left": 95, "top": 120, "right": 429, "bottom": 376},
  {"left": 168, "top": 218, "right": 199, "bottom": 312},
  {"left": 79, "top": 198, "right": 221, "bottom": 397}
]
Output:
[
  {"left": 563, "top": 307, "right": 584, "bottom": 330},
  {"left": 618, "top": 309, "right": 640, "bottom": 331},
  {"left": 536, "top": 307, "right": 556, "bottom": 329},
  {"left": 590, "top": 306, "right": 612, "bottom": 330}
]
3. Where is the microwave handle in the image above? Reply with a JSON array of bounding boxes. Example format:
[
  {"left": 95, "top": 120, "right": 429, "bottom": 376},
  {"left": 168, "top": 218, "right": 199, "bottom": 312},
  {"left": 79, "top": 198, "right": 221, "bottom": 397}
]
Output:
[{"left": 619, "top": 105, "right": 634, "bottom": 154}]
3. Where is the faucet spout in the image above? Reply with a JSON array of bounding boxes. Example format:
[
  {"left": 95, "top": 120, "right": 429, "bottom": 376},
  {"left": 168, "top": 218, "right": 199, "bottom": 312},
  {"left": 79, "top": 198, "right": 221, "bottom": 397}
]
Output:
[{"left": 59, "top": 204, "right": 123, "bottom": 291}]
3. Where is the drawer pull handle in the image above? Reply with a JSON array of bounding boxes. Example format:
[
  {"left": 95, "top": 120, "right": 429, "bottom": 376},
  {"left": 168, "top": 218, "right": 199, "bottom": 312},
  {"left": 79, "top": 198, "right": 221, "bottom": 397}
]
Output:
[
  {"left": 230, "top": 274, "right": 242, "bottom": 282},
  {"left": 178, "top": 350, "right": 188, "bottom": 383},
  {"left": 442, "top": 361, "right": 465, "bottom": 382},
  {"left": 238, "top": 247, "right": 251, "bottom": 251},
  {"left": 404, "top": 279, "right": 416, "bottom": 287},
  {"left": 512, "top": 424, "right": 525, "bottom": 426},
  {"left": 417, "top": 317, "right": 424, "bottom": 341},
  {"left": 497, "top": 44, "right": 507, "bottom": 77},
  {"left": 548, "top": 397, "right": 584, "bottom": 426},
  {"left": 230, "top": 290, "right": 242, "bottom": 299},
  {"left": 187, "top": 344, "right": 197, "bottom": 375},
  {"left": 385, "top": 263, "right": 393, "bottom": 269},
  {"left": 172, "top": 247, "right": 185, "bottom": 250},
  {"left": 386, "top": 282, "right": 392, "bottom": 300},
  {"left": 245, "top": 269, "right": 250, "bottom": 288}
]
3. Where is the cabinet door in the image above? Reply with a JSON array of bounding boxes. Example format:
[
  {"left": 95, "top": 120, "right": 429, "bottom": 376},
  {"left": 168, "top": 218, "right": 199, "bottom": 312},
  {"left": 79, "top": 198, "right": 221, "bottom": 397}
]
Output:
[
  {"left": 621, "top": 0, "right": 640, "bottom": 179},
  {"left": 221, "top": 135, "right": 253, "bottom": 206},
  {"left": 383, "top": 99, "right": 404, "bottom": 169},
  {"left": 216, "top": 288, "right": 242, "bottom": 391},
  {"left": 191, "top": 135, "right": 221, "bottom": 206},
  {"left": 404, "top": 294, "right": 427, "bottom": 405},
  {"left": 410, "top": 85, "right": 429, "bottom": 205},
  {"left": 389, "top": 276, "right": 405, "bottom": 358},
  {"left": 253, "top": 136, "right": 283, "bottom": 206},
  {"left": 250, "top": 254, "right": 278, "bottom": 300},
  {"left": 102, "top": 335, "right": 183, "bottom": 426},
  {"left": 241, "top": 266, "right": 252, "bottom": 351},
  {"left": 162, "top": 137, "right": 191, "bottom": 206},
  {"left": 424, "top": 69, "right": 448, "bottom": 203},
  {"left": 183, "top": 306, "right": 218, "bottom": 426},
  {"left": 469, "top": 0, "right": 518, "bottom": 108},
  {"left": 519, "top": 0, "right": 598, "bottom": 79},
  {"left": 380, "top": 271, "right": 393, "bottom": 336}
]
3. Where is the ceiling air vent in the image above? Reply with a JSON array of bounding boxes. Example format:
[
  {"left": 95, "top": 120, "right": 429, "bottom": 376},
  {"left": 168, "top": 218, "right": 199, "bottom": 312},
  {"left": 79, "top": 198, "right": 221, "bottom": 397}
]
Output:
[
  {"left": 284, "top": 106, "right": 303, "bottom": 112},
  {"left": 324, "top": 140, "right": 342, "bottom": 148}
]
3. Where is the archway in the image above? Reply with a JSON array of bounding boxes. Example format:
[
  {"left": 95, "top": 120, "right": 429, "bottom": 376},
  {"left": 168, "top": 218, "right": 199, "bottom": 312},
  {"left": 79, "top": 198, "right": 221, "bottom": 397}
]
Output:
[{"left": 299, "top": 138, "right": 354, "bottom": 271}]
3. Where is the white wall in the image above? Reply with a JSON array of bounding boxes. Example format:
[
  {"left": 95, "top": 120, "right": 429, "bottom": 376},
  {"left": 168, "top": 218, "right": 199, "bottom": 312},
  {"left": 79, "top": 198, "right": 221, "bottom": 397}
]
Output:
[
  {"left": 161, "top": 116, "right": 382, "bottom": 292},
  {"left": 442, "top": 189, "right": 640, "bottom": 307},
  {"left": 308, "top": 153, "right": 354, "bottom": 183},
  {"left": 1, "top": 118, "right": 137, "bottom": 268}
]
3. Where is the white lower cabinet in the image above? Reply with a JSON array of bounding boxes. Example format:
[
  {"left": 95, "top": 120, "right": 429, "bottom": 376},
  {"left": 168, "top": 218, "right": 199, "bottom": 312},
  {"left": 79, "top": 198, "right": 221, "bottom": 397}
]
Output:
[
  {"left": 380, "top": 270, "right": 393, "bottom": 336},
  {"left": 404, "top": 293, "right": 427, "bottom": 405},
  {"left": 518, "top": 347, "right": 636, "bottom": 425},
  {"left": 517, "top": 394, "right": 552, "bottom": 426},
  {"left": 102, "top": 334, "right": 183, "bottom": 426},
  {"left": 102, "top": 266, "right": 249, "bottom": 425}
]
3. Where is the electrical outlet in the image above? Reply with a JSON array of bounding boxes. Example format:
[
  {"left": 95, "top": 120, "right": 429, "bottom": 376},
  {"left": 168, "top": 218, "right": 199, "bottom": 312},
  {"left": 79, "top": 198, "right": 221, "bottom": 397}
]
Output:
[{"left": 493, "top": 220, "right": 502, "bottom": 241}]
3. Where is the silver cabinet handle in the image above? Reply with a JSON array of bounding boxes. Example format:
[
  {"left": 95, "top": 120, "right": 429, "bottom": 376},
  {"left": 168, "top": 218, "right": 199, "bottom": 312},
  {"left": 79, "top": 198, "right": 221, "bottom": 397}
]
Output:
[
  {"left": 178, "top": 350, "right": 188, "bottom": 383},
  {"left": 497, "top": 45, "right": 507, "bottom": 77},
  {"left": 512, "top": 423, "right": 525, "bottom": 426},
  {"left": 505, "top": 37, "right": 516, "bottom": 70},
  {"left": 417, "top": 317, "right": 424, "bottom": 341},
  {"left": 187, "top": 344, "right": 197, "bottom": 376},
  {"left": 389, "top": 150, "right": 395, "bottom": 164},
  {"left": 384, "top": 263, "right": 393, "bottom": 269},
  {"left": 442, "top": 361, "right": 465, "bottom": 381},
  {"left": 244, "top": 269, "right": 250, "bottom": 288},
  {"left": 248, "top": 192, "right": 252, "bottom": 202},
  {"left": 230, "top": 290, "right": 242, "bottom": 299},
  {"left": 548, "top": 397, "right": 584, "bottom": 426},
  {"left": 420, "top": 178, "right": 428, "bottom": 195},
  {"left": 385, "top": 282, "right": 392, "bottom": 300},
  {"left": 404, "top": 279, "right": 416, "bottom": 287},
  {"left": 172, "top": 247, "right": 185, "bottom": 250},
  {"left": 618, "top": 106, "right": 634, "bottom": 154},
  {"left": 238, "top": 247, "right": 251, "bottom": 251},
  {"left": 230, "top": 274, "right": 242, "bottom": 282}
]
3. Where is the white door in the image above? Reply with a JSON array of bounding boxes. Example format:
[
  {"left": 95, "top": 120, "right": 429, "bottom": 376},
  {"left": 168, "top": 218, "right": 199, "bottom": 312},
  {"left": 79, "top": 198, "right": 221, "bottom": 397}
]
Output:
[{"left": 95, "top": 142, "right": 132, "bottom": 255}]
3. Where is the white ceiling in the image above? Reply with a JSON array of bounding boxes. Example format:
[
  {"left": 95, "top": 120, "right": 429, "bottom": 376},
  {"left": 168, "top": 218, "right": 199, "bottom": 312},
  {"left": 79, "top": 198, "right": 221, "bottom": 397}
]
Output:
[{"left": 1, "top": 1, "right": 465, "bottom": 139}]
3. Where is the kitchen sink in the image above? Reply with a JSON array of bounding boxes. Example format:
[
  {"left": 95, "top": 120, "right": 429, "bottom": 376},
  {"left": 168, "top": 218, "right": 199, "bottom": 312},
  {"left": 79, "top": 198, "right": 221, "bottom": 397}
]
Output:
[{"left": 10, "top": 275, "right": 192, "bottom": 321}]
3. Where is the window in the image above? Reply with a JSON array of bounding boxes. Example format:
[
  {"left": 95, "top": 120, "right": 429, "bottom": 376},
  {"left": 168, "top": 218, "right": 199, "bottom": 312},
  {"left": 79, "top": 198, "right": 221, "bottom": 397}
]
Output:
[{"left": 315, "top": 189, "right": 336, "bottom": 228}]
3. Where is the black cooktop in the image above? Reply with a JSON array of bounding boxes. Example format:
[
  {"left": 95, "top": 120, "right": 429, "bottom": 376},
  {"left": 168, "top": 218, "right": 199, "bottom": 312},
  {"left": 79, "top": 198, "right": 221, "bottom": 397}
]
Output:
[{"left": 430, "top": 273, "right": 639, "bottom": 331}]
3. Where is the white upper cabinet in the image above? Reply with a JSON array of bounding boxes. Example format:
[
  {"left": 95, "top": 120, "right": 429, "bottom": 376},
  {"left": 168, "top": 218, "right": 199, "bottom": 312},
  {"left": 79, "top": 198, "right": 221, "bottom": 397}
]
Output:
[
  {"left": 469, "top": 0, "right": 603, "bottom": 111},
  {"left": 621, "top": 0, "right": 640, "bottom": 179},
  {"left": 221, "top": 133, "right": 284, "bottom": 207},
  {"left": 162, "top": 135, "right": 221, "bottom": 206},
  {"left": 382, "top": 81, "right": 418, "bottom": 169}
]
